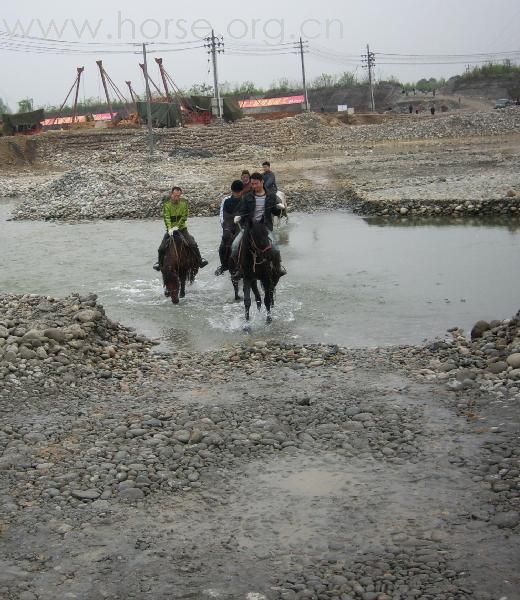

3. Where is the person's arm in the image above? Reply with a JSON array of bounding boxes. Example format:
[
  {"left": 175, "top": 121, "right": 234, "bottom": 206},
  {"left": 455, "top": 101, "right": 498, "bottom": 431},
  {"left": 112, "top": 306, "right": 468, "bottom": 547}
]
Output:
[
  {"left": 176, "top": 199, "right": 188, "bottom": 230},
  {"left": 238, "top": 195, "right": 251, "bottom": 224},
  {"left": 219, "top": 197, "right": 226, "bottom": 225},
  {"left": 163, "top": 202, "right": 173, "bottom": 230},
  {"left": 269, "top": 195, "right": 282, "bottom": 216}
]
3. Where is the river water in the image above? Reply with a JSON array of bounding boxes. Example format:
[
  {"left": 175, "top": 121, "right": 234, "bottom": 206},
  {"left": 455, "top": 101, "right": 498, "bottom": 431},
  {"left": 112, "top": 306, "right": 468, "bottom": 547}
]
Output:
[{"left": 1, "top": 200, "right": 519, "bottom": 351}]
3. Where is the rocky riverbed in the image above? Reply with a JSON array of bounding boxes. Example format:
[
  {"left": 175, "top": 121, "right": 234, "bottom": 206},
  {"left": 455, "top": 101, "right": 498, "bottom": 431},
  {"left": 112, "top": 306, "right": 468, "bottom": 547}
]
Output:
[
  {"left": 1, "top": 108, "right": 520, "bottom": 222},
  {"left": 1, "top": 294, "right": 519, "bottom": 599}
]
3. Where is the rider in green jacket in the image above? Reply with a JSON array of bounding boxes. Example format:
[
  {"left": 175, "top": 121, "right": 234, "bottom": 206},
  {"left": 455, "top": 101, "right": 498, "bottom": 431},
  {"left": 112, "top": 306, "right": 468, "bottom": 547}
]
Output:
[{"left": 153, "top": 186, "right": 208, "bottom": 271}]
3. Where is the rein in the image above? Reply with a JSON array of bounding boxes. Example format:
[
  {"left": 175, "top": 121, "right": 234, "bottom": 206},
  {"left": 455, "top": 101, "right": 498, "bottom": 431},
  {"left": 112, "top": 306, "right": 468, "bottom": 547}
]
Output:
[{"left": 246, "top": 229, "right": 272, "bottom": 273}]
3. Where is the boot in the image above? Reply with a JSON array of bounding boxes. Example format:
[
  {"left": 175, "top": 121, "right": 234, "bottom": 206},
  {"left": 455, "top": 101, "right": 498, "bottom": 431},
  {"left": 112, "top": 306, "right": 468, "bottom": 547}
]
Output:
[
  {"left": 154, "top": 248, "right": 164, "bottom": 271},
  {"left": 191, "top": 243, "right": 208, "bottom": 268},
  {"left": 215, "top": 265, "right": 227, "bottom": 276},
  {"left": 272, "top": 252, "right": 286, "bottom": 279}
]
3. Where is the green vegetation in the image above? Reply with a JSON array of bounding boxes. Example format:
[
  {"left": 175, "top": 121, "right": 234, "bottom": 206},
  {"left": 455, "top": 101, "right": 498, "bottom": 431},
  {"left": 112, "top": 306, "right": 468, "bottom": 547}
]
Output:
[
  {"left": 0, "top": 97, "right": 10, "bottom": 114},
  {"left": 459, "top": 61, "right": 520, "bottom": 81},
  {"left": 17, "top": 98, "right": 34, "bottom": 113}
]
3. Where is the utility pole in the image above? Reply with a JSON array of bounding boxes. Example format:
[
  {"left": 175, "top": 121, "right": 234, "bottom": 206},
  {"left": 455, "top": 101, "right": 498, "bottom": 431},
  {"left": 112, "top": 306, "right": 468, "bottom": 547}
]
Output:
[
  {"left": 96, "top": 60, "right": 114, "bottom": 123},
  {"left": 142, "top": 43, "right": 155, "bottom": 157},
  {"left": 204, "top": 30, "right": 224, "bottom": 120},
  {"left": 361, "top": 44, "right": 376, "bottom": 112},
  {"left": 71, "top": 67, "right": 84, "bottom": 124},
  {"left": 298, "top": 37, "right": 310, "bottom": 112}
]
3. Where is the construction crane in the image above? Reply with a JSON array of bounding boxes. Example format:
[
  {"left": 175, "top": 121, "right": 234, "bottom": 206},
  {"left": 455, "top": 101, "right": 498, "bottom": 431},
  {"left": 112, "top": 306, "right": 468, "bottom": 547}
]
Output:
[
  {"left": 96, "top": 60, "right": 131, "bottom": 124},
  {"left": 50, "top": 66, "right": 85, "bottom": 125}
]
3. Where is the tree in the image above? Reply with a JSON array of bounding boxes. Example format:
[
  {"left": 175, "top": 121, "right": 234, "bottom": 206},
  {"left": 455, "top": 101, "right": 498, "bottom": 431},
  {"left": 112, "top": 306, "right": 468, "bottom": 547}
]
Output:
[
  {"left": 236, "top": 81, "right": 261, "bottom": 96},
  {"left": 270, "top": 78, "right": 291, "bottom": 93},
  {"left": 0, "top": 97, "right": 10, "bottom": 114},
  {"left": 311, "top": 73, "right": 337, "bottom": 89},
  {"left": 186, "top": 83, "right": 213, "bottom": 96},
  {"left": 17, "top": 98, "right": 33, "bottom": 113},
  {"left": 337, "top": 71, "right": 358, "bottom": 87}
]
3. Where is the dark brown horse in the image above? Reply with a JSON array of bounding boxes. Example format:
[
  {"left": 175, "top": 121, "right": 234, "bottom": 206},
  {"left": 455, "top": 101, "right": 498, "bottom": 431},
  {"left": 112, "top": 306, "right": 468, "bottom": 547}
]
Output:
[
  {"left": 161, "top": 233, "right": 199, "bottom": 304},
  {"left": 235, "top": 222, "right": 279, "bottom": 323}
]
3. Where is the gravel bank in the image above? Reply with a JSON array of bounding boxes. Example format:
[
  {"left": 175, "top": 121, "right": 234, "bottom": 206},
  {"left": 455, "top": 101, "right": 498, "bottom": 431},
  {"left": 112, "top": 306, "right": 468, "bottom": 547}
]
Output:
[
  {"left": 1, "top": 294, "right": 519, "bottom": 599},
  {"left": 2, "top": 108, "right": 519, "bottom": 222}
]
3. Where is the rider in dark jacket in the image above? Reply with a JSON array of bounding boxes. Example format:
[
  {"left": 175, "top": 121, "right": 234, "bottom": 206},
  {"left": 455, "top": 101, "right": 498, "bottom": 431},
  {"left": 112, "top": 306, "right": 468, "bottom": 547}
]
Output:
[
  {"left": 231, "top": 172, "right": 286, "bottom": 277},
  {"left": 262, "top": 160, "right": 278, "bottom": 195},
  {"left": 215, "top": 180, "right": 244, "bottom": 276}
]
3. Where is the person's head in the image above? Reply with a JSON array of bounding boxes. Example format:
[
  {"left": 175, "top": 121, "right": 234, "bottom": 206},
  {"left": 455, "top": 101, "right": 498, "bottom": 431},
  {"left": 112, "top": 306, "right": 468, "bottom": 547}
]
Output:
[
  {"left": 170, "top": 186, "right": 182, "bottom": 202},
  {"left": 250, "top": 172, "right": 264, "bottom": 194},
  {"left": 231, "top": 180, "right": 244, "bottom": 197},
  {"left": 261, "top": 161, "right": 271, "bottom": 173},
  {"left": 241, "top": 170, "right": 250, "bottom": 185}
]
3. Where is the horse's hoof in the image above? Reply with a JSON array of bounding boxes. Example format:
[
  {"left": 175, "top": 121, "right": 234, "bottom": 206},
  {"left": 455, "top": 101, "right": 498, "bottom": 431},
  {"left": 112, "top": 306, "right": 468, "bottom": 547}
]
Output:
[
  {"left": 266, "top": 315, "right": 272, "bottom": 324},
  {"left": 242, "top": 323, "right": 251, "bottom": 332},
  {"left": 235, "top": 295, "right": 242, "bottom": 302},
  {"left": 256, "top": 303, "right": 261, "bottom": 310},
  {"left": 180, "top": 291, "right": 185, "bottom": 298},
  {"left": 172, "top": 298, "right": 179, "bottom": 305}
]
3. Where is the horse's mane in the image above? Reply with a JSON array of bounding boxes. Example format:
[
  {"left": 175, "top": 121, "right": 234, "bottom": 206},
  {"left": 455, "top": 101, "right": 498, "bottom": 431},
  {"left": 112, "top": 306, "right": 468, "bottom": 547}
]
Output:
[
  {"left": 239, "top": 222, "right": 274, "bottom": 287},
  {"left": 163, "top": 234, "right": 198, "bottom": 284}
]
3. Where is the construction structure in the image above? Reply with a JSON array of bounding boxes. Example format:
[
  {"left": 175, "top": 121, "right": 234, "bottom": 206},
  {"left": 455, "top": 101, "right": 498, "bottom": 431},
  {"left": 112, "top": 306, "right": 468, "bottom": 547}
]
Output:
[
  {"left": 238, "top": 95, "right": 306, "bottom": 119},
  {"left": 1, "top": 109, "right": 44, "bottom": 136}
]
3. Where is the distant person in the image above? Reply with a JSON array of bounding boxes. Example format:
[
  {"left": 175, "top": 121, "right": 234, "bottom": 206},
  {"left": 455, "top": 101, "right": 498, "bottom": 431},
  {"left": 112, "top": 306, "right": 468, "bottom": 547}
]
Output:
[
  {"left": 415, "top": 108, "right": 419, "bottom": 114},
  {"left": 241, "top": 169, "right": 252, "bottom": 195},
  {"left": 409, "top": 104, "right": 413, "bottom": 114},
  {"left": 433, "top": 88, "right": 436, "bottom": 97},
  {"left": 261, "top": 161, "right": 278, "bottom": 195},
  {"left": 430, "top": 106, "right": 435, "bottom": 115}
]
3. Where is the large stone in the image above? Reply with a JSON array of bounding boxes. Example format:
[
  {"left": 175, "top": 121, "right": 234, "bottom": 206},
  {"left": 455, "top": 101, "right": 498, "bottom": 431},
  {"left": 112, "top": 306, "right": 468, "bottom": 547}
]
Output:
[
  {"left": 0, "top": 325, "right": 9, "bottom": 338},
  {"left": 491, "top": 511, "right": 520, "bottom": 529},
  {"left": 75, "top": 309, "right": 101, "bottom": 323},
  {"left": 71, "top": 489, "right": 100, "bottom": 500},
  {"left": 471, "top": 320, "right": 491, "bottom": 340},
  {"left": 174, "top": 430, "right": 191, "bottom": 443},
  {"left": 44, "top": 328, "right": 67, "bottom": 343},
  {"left": 506, "top": 353, "right": 520, "bottom": 369},
  {"left": 21, "top": 329, "right": 44, "bottom": 342},
  {"left": 487, "top": 361, "right": 508, "bottom": 374},
  {"left": 119, "top": 488, "right": 145, "bottom": 501},
  {"left": 19, "top": 346, "right": 36, "bottom": 360}
]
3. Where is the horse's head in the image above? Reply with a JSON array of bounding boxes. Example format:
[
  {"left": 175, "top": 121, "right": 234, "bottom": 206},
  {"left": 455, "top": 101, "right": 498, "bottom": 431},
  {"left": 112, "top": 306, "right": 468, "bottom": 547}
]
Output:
[
  {"left": 248, "top": 221, "right": 272, "bottom": 251},
  {"left": 163, "top": 269, "right": 180, "bottom": 304}
]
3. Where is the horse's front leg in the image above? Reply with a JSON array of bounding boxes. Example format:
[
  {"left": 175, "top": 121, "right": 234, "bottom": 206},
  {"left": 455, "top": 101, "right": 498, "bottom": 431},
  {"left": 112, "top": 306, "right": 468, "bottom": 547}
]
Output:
[
  {"left": 263, "top": 278, "right": 272, "bottom": 324},
  {"left": 251, "top": 280, "right": 262, "bottom": 310},
  {"left": 243, "top": 280, "right": 251, "bottom": 321},
  {"left": 180, "top": 275, "right": 186, "bottom": 298},
  {"left": 232, "top": 275, "right": 242, "bottom": 301}
]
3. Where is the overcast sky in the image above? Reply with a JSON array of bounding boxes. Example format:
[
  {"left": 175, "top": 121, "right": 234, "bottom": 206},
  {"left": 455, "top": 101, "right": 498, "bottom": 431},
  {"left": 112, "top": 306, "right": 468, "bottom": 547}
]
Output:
[{"left": 0, "top": 0, "right": 519, "bottom": 109}]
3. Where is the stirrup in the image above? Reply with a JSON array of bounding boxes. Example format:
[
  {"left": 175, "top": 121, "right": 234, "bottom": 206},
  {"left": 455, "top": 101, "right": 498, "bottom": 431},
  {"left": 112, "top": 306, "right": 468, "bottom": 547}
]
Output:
[
  {"left": 215, "top": 265, "right": 227, "bottom": 276},
  {"left": 153, "top": 262, "right": 161, "bottom": 271},
  {"left": 199, "top": 258, "right": 208, "bottom": 268}
]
